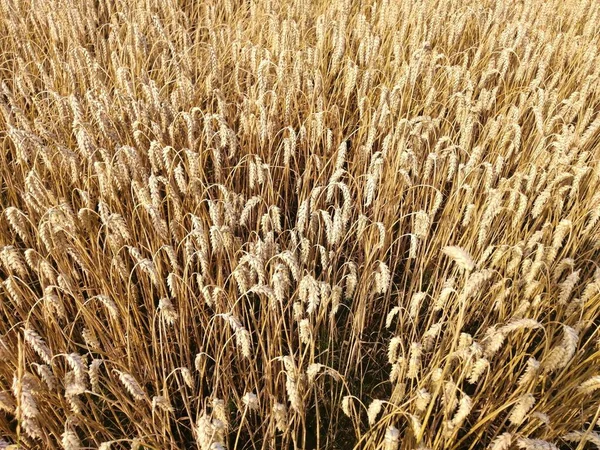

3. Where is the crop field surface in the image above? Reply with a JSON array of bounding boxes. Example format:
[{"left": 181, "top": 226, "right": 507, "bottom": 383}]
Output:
[{"left": 0, "top": 0, "right": 600, "bottom": 449}]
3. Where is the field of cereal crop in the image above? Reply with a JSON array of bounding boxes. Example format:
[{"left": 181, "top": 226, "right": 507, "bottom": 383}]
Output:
[{"left": 1, "top": 0, "right": 600, "bottom": 448}]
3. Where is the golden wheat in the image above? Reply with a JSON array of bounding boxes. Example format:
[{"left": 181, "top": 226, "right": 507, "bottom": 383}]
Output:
[{"left": 0, "top": 0, "right": 600, "bottom": 448}]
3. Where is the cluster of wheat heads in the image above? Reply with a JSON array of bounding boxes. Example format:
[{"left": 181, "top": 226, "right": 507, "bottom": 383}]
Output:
[{"left": 0, "top": 0, "right": 599, "bottom": 448}]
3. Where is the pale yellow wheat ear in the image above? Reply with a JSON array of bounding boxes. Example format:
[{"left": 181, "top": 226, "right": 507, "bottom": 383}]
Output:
[
  {"left": 442, "top": 246, "right": 476, "bottom": 271},
  {"left": 114, "top": 370, "right": 146, "bottom": 402},
  {"left": 488, "top": 433, "right": 514, "bottom": 450}
]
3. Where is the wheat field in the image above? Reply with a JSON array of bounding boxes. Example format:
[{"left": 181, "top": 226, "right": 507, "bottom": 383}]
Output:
[{"left": 0, "top": 0, "right": 599, "bottom": 448}]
